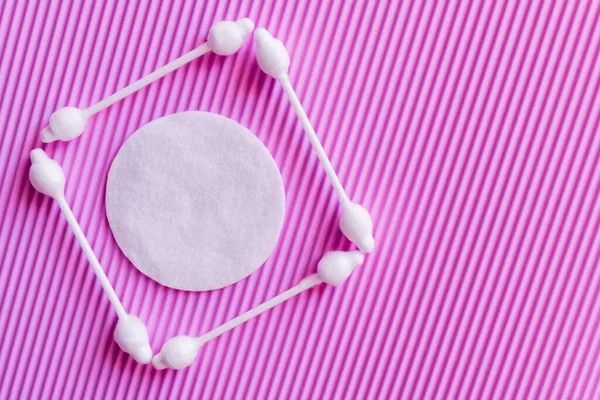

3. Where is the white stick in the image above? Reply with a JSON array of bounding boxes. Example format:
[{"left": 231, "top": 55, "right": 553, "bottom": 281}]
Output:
[
  {"left": 29, "top": 149, "right": 153, "bottom": 364},
  {"left": 152, "top": 274, "right": 322, "bottom": 370},
  {"left": 40, "top": 18, "right": 255, "bottom": 143},
  {"left": 253, "top": 28, "right": 375, "bottom": 253},
  {"left": 278, "top": 76, "right": 351, "bottom": 205},
  {"left": 84, "top": 44, "right": 211, "bottom": 117},
  {"left": 198, "top": 274, "right": 323, "bottom": 345},
  {"left": 55, "top": 196, "right": 127, "bottom": 319},
  {"left": 152, "top": 251, "right": 365, "bottom": 370}
]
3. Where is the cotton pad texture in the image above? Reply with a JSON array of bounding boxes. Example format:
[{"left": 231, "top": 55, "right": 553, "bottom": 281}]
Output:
[{"left": 106, "top": 112, "right": 285, "bottom": 291}]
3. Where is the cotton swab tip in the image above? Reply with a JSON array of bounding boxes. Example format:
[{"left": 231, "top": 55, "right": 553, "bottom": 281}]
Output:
[
  {"left": 29, "top": 148, "right": 66, "bottom": 199},
  {"left": 237, "top": 18, "right": 255, "bottom": 34},
  {"left": 253, "top": 28, "right": 290, "bottom": 78},
  {"left": 131, "top": 343, "right": 153, "bottom": 364},
  {"left": 40, "top": 127, "right": 57, "bottom": 143},
  {"left": 152, "top": 335, "right": 200, "bottom": 370},
  {"left": 207, "top": 18, "right": 255, "bottom": 56},
  {"left": 41, "top": 107, "right": 88, "bottom": 143},
  {"left": 30, "top": 148, "right": 48, "bottom": 163},
  {"left": 253, "top": 27, "right": 271, "bottom": 43},
  {"left": 113, "top": 315, "right": 153, "bottom": 364},
  {"left": 359, "top": 234, "right": 375, "bottom": 253},
  {"left": 340, "top": 203, "right": 375, "bottom": 253},
  {"left": 317, "top": 251, "right": 365, "bottom": 286}
]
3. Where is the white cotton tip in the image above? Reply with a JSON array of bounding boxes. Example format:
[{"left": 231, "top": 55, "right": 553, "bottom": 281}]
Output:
[
  {"left": 41, "top": 107, "right": 88, "bottom": 143},
  {"left": 253, "top": 28, "right": 290, "bottom": 79},
  {"left": 152, "top": 335, "right": 200, "bottom": 370},
  {"left": 29, "top": 148, "right": 66, "bottom": 199},
  {"left": 340, "top": 203, "right": 375, "bottom": 253},
  {"left": 207, "top": 18, "right": 255, "bottom": 56},
  {"left": 317, "top": 251, "right": 365, "bottom": 286},
  {"left": 113, "top": 315, "right": 153, "bottom": 364}
]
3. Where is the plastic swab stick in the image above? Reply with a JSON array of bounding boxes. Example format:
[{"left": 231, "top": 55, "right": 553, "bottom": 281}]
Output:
[
  {"left": 83, "top": 42, "right": 211, "bottom": 117},
  {"left": 253, "top": 28, "right": 375, "bottom": 253},
  {"left": 152, "top": 251, "right": 364, "bottom": 370},
  {"left": 40, "top": 18, "right": 254, "bottom": 143},
  {"left": 29, "top": 149, "right": 153, "bottom": 364}
]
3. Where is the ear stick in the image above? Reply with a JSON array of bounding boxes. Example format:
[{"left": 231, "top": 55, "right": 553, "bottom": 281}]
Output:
[
  {"left": 40, "top": 18, "right": 255, "bottom": 143},
  {"left": 152, "top": 251, "right": 364, "bottom": 370},
  {"left": 29, "top": 149, "right": 153, "bottom": 364},
  {"left": 253, "top": 28, "right": 375, "bottom": 253}
]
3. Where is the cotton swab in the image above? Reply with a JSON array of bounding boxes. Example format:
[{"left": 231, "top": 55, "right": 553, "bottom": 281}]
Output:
[
  {"left": 152, "top": 251, "right": 364, "bottom": 370},
  {"left": 40, "top": 18, "right": 255, "bottom": 144},
  {"left": 29, "top": 149, "right": 153, "bottom": 363},
  {"left": 253, "top": 28, "right": 375, "bottom": 253}
]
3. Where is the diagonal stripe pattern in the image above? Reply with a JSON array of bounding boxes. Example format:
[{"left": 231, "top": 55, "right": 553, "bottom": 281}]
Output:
[{"left": 0, "top": 0, "right": 599, "bottom": 399}]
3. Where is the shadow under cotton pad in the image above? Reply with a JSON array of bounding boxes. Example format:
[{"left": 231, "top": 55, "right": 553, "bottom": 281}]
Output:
[{"left": 105, "top": 111, "right": 285, "bottom": 291}]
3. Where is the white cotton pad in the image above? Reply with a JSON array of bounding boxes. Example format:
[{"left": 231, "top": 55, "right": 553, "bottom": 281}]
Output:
[{"left": 106, "top": 111, "right": 285, "bottom": 291}]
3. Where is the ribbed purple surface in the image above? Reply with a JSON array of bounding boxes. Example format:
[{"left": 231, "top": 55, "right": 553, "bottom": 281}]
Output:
[{"left": 1, "top": 0, "right": 599, "bottom": 399}]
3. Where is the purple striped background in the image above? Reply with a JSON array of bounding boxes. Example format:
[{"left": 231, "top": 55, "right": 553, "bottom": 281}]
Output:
[{"left": 1, "top": 0, "right": 600, "bottom": 399}]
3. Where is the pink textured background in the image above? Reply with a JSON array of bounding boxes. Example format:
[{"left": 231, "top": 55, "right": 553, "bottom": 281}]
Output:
[{"left": 1, "top": 0, "right": 599, "bottom": 398}]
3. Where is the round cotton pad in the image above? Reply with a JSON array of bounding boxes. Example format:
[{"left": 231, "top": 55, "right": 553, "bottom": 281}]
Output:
[{"left": 106, "top": 111, "right": 285, "bottom": 291}]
